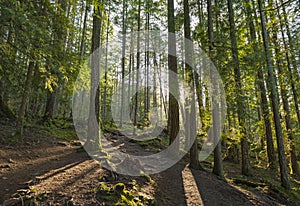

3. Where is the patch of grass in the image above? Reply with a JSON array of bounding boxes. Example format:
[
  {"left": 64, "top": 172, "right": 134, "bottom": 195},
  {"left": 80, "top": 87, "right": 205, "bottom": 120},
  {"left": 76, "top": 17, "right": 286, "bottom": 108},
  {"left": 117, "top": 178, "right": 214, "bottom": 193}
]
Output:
[
  {"left": 137, "top": 137, "right": 168, "bottom": 152},
  {"left": 51, "top": 128, "right": 77, "bottom": 141},
  {"left": 35, "top": 124, "right": 77, "bottom": 141}
]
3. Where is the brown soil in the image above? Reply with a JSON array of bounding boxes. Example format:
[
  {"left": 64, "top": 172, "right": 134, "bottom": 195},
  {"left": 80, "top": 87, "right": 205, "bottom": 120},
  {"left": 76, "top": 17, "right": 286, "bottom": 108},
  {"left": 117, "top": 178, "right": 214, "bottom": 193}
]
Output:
[{"left": 0, "top": 125, "right": 296, "bottom": 205}]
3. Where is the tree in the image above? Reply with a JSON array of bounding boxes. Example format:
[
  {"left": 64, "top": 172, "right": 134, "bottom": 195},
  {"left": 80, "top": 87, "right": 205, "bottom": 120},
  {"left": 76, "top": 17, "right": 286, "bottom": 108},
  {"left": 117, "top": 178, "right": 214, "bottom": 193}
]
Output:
[
  {"left": 268, "top": 0, "right": 300, "bottom": 177},
  {"left": 227, "top": 0, "right": 250, "bottom": 176},
  {"left": 119, "top": 0, "right": 128, "bottom": 128},
  {"left": 168, "top": 0, "right": 180, "bottom": 150},
  {"left": 133, "top": 0, "right": 142, "bottom": 135},
  {"left": 86, "top": 2, "right": 102, "bottom": 148},
  {"left": 208, "top": 0, "right": 224, "bottom": 178},
  {"left": 258, "top": 0, "right": 290, "bottom": 189},
  {"left": 184, "top": 0, "right": 202, "bottom": 170},
  {"left": 244, "top": 0, "right": 276, "bottom": 170}
]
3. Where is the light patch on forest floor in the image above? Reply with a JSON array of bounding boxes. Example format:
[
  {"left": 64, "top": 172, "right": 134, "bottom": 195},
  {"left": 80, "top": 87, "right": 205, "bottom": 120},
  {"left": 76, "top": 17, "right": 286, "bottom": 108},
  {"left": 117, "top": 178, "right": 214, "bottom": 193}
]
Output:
[
  {"left": 1, "top": 124, "right": 299, "bottom": 205},
  {"left": 182, "top": 166, "right": 204, "bottom": 205}
]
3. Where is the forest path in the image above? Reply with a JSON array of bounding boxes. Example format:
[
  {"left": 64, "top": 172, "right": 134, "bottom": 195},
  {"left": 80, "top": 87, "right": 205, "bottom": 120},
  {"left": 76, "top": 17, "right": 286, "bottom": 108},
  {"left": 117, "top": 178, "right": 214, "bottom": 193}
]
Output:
[
  {"left": 111, "top": 134, "right": 284, "bottom": 206},
  {"left": 0, "top": 132, "right": 287, "bottom": 205}
]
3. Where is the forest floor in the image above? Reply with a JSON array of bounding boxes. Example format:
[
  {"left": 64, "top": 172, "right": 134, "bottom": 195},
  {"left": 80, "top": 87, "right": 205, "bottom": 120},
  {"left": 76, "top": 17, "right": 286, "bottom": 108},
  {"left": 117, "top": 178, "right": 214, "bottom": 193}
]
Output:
[{"left": 0, "top": 120, "right": 300, "bottom": 206}]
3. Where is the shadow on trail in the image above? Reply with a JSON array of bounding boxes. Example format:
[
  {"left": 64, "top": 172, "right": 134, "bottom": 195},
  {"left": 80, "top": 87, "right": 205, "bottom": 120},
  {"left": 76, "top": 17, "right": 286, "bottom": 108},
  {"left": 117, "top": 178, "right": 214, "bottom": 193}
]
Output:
[
  {"left": 0, "top": 146, "right": 90, "bottom": 203},
  {"left": 190, "top": 168, "right": 255, "bottom": 206},
  {"left": 152, "top": 162, "right": 277, "bottom": 206},
  {"left": 152, "top": 163, "right": 187, "bottom": 206}
]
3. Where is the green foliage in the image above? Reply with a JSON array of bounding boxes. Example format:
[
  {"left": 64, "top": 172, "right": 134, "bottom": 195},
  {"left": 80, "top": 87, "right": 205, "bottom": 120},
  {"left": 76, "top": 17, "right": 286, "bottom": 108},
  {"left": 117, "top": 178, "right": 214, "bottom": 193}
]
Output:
[{"left": 96, "top": 181, "right": 156, "bottom": 206}]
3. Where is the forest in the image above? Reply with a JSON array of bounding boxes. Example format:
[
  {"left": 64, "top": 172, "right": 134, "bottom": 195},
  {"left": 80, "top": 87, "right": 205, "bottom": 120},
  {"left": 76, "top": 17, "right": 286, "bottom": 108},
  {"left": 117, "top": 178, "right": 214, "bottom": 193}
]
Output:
[{"left": 0, "top": 0, "right": 300, "bottom": 205}]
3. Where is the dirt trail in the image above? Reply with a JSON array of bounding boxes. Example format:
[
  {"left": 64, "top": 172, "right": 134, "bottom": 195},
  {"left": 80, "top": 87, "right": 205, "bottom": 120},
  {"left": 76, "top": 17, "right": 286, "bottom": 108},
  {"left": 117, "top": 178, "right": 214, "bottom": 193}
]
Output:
[
  {"left": 0, "top": 134, "right": 290, "bottom": 205},
  {"left": 152, "top": 163, "right": 286, "bottom": 206}
]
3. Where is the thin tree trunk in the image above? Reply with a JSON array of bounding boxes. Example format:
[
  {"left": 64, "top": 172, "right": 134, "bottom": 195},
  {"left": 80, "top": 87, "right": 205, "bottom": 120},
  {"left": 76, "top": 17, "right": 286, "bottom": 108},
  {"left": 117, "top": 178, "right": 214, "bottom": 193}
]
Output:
[
  {"left": 15, "top": 60, "right": 35, "bottom": 138},
  {"left": 258, "top": 0, "right": 290, "bottom": 189},
  {"left": 278, "top": 0, "right": 300, "bottom": 84},
  {"left": 102, "top": 2, "right": 111, "bottom": 123},
  {"left": 228, "top": 0, "right": 250, "bottom": 176},
  {"left": 276, "top": 0, "right": 300, "bottom": 127},
  {"left": 120, "top": 0, "right": 127, "bottom": 127},
  {"left": 79, "top": 2, "right": 89, "bottom": 62},
  {"left": 277, "top": 49, "right": 300, "bottom": 177},
  {"left": 184, "top": 0, "right": 201, "bottom": 170},
  {"left": 208, "top": 0, "right": 224, "bottom": 177},
  {"left": 133, "top": 0, "right": 142, "bottom": 135},
  {"left": 271, "top": 16, "right": 300, "bottom": 177},
  {"left": 244, "top": 0, "right": 276, "bottom": 170}
]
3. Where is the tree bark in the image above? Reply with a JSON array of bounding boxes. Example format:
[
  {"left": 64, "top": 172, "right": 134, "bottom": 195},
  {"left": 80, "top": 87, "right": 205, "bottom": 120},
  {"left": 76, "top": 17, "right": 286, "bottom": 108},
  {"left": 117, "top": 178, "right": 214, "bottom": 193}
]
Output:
[
  {"left": 208, "top": 0, "right": 224, "bottom": 177},
  {"left": 16, "top": 60, "right": 35, "bottom": 138},
  {"left": 270, "top": 9, "right": 300, "bottom": 177},
  {"left": 258, "top": 0, "right": 290, "bottom": 189},
  {"left": 133, "top": 0, "right": 142, "bottom": 135},
  {"left": 86, "top": 3, "right": 102, "bottom": 148},
  {"left": 276, "top": 0, "right": 300, "bottom": 127},
  {"left": 168, "top": 0, "right": 180, "bottom": 154},
  {"left": 119, "top": 0, "right": 127, "bottom": 127},
  {"left": 244, "top": 0, "right": 276, "bottom": 170},
  {"left": 228, "top": 0, "right": 250, "bottom": 176},
  {"left": 184, "top": 0, "right": 202, "bottom": 170}
]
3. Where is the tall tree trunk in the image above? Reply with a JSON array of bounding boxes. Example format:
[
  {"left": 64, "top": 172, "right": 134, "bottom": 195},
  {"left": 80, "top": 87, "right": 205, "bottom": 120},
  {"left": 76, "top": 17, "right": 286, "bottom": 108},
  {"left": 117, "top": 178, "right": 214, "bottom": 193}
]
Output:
[
  {"left": 276, "top": 48, "right": 300, "bottom": 177},
  {"left": 133, "top": 0, "right": 142, "bottom": 135},
  {"left": 44, "top": 0, "right": 68, "bottom": 121},
  {"left": 144, "top": 1, "right": 150, "bottom": 122},
  {"left": 278, "top": 0, "right": 300, "bottom": 83},
  {"left": 168, "top": 0, "right": 180, "bottom": 152},
  {"left": 86, "top": 3, "right": 102, "bottom": 148},
  {"left": 228, "top": 0, "right": 250, "bottom": 176},
  {"left": 276, "top": 0, "right": 300, "bottom": 127},
  {"left": 184, "top": 0, "right": 202, "bottom": 170},
  {"left": 120, "top": 0, "right": 127, "bottom": 127},
  {"left": 258, "top": 0, "right": 290, "bottom": 189},
  {"left": 244, "top": 0, "right": 276, "bottom": 170},
  {"left": 270, "top": 9, "right": 300, "bottom": 177},
  {"left": 207, "top": 0, "right": 224, "bottom": 177},
  {"left": 102, "top": 2, "right": 111, "bottom": 123},
  {"left": 153, "top": 52, "right": 158, "bottom": 125}
]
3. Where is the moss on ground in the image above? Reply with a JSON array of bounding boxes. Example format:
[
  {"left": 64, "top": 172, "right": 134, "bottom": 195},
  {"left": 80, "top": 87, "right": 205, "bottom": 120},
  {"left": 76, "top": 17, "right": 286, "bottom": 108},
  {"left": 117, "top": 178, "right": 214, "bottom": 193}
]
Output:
[{"left": 96, "top": 181, "right": 157, "bottom": 206}]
